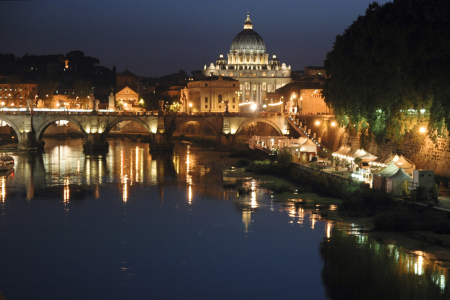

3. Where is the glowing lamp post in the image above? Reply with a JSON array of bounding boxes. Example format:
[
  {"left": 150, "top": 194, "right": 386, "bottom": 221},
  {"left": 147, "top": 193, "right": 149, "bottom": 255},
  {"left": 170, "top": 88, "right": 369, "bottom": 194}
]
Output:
[
  {"left": 251, "top": 103, "right": 257, "bottom": 114},
  {"left": 189, "top": 102, "right": 193, "bottom": 115},
  {"left": 291, "top": 93, "right": 297, "bottom": 114}
]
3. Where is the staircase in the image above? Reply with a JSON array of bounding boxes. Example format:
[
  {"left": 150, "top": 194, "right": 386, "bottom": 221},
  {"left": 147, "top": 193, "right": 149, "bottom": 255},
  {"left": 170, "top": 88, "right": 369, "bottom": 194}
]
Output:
[{"left": 285, "top": 116, "right": 326, "bottom": 151}]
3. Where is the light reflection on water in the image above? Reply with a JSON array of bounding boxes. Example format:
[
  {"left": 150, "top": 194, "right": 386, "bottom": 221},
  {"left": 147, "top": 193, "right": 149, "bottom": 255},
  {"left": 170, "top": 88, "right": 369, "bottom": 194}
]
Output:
[{"left": 0, "top": 139, "right": 448, "bottom": 299}]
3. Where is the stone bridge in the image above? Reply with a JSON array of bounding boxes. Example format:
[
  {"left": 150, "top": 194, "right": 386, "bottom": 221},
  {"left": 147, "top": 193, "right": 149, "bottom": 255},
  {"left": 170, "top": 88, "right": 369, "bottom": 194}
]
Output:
[{"left": 0, "top": 111, "right": 290, "bottom": 152}]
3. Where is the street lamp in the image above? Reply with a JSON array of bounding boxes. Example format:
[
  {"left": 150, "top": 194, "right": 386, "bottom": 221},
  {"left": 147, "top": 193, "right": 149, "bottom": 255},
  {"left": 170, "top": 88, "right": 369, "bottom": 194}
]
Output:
[
  {"left": 299, "top": 95, "right": 303, "bottom": 114},
  {"left": 189, "top": 102, "right": 192, "bottom": 115},
  {"left": 250, "top": 103, "right": 257, "bottom": 114}
]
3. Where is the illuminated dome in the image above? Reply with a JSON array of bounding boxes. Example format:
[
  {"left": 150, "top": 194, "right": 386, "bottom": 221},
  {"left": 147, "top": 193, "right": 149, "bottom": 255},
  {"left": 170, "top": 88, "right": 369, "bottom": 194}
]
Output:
[{"left": 230, "top": 14, "right": 266, "bottom": 52}]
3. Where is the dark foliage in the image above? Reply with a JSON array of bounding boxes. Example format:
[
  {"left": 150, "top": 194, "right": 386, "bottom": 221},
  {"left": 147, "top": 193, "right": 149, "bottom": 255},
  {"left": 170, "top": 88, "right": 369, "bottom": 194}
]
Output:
[
  {"left": 373, "top": 205, "right": 448, "bottom": 231},
  {"left": 324, "top": 0, "right": 450, "bottom": 144}
]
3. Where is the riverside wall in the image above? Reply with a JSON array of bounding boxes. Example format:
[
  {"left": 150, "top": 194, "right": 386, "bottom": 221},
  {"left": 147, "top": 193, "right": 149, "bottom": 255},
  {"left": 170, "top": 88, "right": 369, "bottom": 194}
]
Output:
[{"left": 295, "top": 115, "right": 450, "bottom": 177}]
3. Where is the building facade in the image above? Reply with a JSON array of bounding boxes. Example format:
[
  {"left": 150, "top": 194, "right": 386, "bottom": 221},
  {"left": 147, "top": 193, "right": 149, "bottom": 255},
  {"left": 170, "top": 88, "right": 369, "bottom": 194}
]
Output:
[
  {"left": 277, "top": 81, "right": 332, "bottom": 114},
  {"left": 202, "top": 14, "right": 291, "bottom": 107},
  {"left": 181, "top": 76, "right": 240, "bottom": 113},
  {"left": 0, "top": 81, "right": 38, "bottom": 108},
  {"left": 115, "top": 86, "right": 139, "bottom": 110}
]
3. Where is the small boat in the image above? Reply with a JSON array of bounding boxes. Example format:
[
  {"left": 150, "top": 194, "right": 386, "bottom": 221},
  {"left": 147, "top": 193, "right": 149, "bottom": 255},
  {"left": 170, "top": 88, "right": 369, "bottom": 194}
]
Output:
[{"left": 0, "top": 156, "right": 14, "bottom": 171}]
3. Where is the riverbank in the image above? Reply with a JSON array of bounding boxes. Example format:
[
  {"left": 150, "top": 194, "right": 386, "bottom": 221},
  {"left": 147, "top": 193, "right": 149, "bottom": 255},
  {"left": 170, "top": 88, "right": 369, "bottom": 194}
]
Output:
[{"left": 218, "top": 152, "right": 450, "bottom": 269}]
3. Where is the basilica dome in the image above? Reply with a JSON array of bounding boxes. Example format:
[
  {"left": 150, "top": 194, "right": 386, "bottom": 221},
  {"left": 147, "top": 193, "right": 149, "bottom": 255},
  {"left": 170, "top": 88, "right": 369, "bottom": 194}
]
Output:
[{"left": 230, "top": 14, "right": 266, "bottom": 52}]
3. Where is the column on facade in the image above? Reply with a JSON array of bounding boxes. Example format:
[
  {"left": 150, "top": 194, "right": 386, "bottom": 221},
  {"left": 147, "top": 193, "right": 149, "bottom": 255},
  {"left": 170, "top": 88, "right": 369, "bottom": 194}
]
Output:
[
  {"left": 241, "top": 85, "right": 245, "bottom": 103},
  {"left": 255, "top": 83, "right": 259, "bottom": 103},
  {"left": 259, "top": 83, "right": 262, "bottom": 104},
  {"left": 258, "top": 83, "right": 261, "bottom": 104},
  {"left": 250, "top": 82, "right": 253, "bottom": 102}
]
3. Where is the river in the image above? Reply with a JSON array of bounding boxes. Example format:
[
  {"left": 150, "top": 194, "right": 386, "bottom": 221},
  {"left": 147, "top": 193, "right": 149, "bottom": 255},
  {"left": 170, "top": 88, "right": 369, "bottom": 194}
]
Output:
[{"left": 0, "top": 139, "right": 448, "bottom": 300}]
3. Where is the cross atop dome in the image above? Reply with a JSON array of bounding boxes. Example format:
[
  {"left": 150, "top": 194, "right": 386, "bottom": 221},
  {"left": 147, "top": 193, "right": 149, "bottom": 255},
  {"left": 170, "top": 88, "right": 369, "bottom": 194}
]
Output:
[{"left": 244, "top": 13, "right": 253, "bottom": 30}]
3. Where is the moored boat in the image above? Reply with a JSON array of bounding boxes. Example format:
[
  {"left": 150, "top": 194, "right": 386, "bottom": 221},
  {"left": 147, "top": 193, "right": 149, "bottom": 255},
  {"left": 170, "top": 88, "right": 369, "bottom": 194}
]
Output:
[{"left": 0, "top": 156, "right": 14, "bottom": 171}]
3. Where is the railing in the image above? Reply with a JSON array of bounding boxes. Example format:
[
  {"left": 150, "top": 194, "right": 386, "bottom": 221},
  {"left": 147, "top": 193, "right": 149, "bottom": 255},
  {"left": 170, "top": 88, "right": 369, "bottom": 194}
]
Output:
[
  {"left": 285, "top": 116, "right": 325, "bottom": 151},
  {"left": 0, "top": 109, "right": 285, "bottom": 118},
  {"left": 251, "top": 143, "right": 274, "bottom": 154}
]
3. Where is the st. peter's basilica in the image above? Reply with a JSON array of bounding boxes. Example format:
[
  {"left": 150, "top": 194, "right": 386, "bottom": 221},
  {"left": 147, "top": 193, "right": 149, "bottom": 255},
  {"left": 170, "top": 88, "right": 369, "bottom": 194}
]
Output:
[{"left": 202, "top": 14, "right": 292, "bottom": 105}]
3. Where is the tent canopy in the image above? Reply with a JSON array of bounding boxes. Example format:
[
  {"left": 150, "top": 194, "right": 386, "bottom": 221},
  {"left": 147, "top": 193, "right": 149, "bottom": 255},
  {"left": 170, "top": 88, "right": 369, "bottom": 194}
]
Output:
[
  {"left": 373, "top": 162, "right": 399, "bottom": 177},
  {"left": 388, "top": 168, "right": 413, "bottom": 180}
]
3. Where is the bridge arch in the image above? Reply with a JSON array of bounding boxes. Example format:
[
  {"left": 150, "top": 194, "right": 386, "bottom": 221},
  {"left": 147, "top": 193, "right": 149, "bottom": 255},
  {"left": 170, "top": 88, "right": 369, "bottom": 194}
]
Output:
[
  {"left": 167, "top": 116, "right": 222, "bottom": 139},
  {"left": 34, "top": 116, "right": 86, "bottom": 141},
  {"left": 234, "top": 118, "right": 284, "bottom": 136},
  {"left": 102, "top": 116, "right": 153, "bottom": 137},
  {"left": 0, "top": 115, "right": 23, "bottom": 143}
]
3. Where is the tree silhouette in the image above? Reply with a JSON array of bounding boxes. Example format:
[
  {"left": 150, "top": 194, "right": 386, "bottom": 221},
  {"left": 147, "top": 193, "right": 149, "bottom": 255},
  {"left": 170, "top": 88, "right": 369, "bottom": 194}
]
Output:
[{"left": 324, "top": 0, "right": 450, "bottom": 144}]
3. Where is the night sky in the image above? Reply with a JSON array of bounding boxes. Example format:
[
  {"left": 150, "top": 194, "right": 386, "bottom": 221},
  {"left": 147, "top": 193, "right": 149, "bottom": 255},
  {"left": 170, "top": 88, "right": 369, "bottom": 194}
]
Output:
[{"left": 1, "top": 0, "right": 390, "bottom": 77}]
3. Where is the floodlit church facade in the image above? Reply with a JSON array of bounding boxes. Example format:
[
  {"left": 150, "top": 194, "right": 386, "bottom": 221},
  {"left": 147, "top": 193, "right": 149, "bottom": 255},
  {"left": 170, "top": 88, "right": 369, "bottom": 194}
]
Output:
[{"left": 202, "top": 14, "right": 292, "bottom": 108}]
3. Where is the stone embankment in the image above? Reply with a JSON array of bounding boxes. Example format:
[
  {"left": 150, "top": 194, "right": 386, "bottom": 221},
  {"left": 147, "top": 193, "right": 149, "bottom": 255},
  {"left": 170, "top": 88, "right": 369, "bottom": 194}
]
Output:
[{"left": 294, "top": 115, "right": 450, "bottom": 177}]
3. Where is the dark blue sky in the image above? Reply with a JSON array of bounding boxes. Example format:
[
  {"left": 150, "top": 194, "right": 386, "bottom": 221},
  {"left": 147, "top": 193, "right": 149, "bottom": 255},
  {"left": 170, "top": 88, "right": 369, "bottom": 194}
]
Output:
[{"left": 1, "top": 0, "right": 390, "bottom": 77}]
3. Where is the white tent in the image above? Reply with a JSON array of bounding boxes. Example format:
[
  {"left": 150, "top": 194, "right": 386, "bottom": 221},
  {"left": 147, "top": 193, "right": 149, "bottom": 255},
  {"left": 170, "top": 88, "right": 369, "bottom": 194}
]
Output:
[
  {"left": 372, "top": 162, "right": 399, "bottom": 190},
  {"left": 386, "top": 168, "right": 413, "bottom": 195}
]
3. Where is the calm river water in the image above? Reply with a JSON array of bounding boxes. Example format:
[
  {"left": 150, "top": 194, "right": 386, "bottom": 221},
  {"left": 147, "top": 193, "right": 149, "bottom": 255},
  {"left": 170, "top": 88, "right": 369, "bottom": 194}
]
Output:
[{"left": 0, "top": 139, "right": 449, "bottom": 300}]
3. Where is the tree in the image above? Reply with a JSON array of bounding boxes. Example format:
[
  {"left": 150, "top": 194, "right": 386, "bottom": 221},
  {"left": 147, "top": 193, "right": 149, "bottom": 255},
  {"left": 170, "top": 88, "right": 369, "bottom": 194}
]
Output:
[
  {"left": 72, "top": 79, "right": 93, "bottom": 108},
  {"left": 142, "top": 90, "right": 178, "bottom": 111},
  {"left": 323, "top": 0, "right": 450, "bottom": 144},
  {"left": 38, "top": 79, "right": 58, "bottom": 106},
  {"left": 276, "top": 148, "right": 292, "bottom": 170}
]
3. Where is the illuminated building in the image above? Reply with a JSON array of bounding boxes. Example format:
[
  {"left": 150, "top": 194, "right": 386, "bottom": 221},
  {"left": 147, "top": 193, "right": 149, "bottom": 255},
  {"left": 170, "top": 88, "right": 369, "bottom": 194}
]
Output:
[
  {"left": 202, "top": 14, "right": 292, "bottom": 107},
  {"left": 115, "top": 86, "right": 139, "bottom": 110},
  {"left": 181, "top": 75, "right": 240, "bottom": 113},
  {"left": 277, "top": 81, "right": 332, "bottom": 114},
  {"left": 0, "top": 80, "right": 38, "bottom": 107}
]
